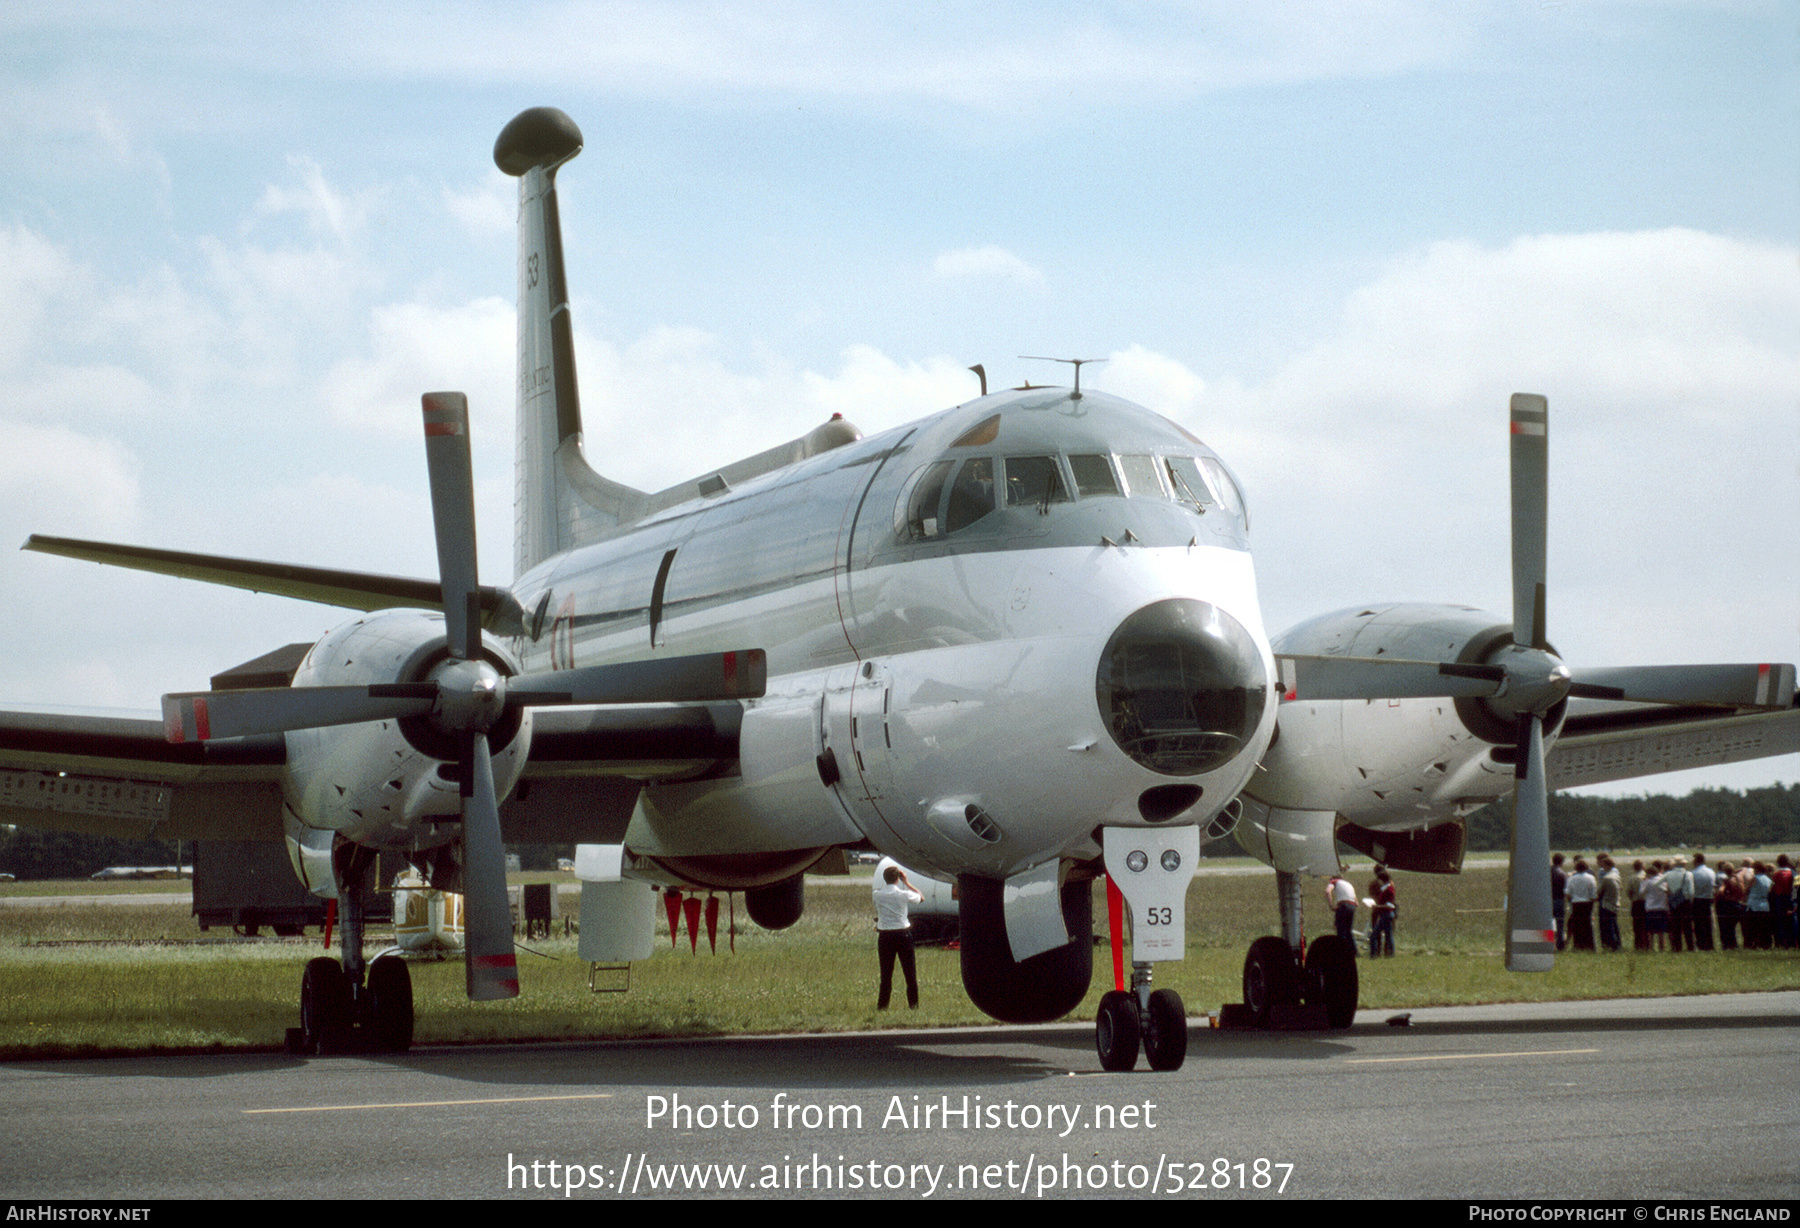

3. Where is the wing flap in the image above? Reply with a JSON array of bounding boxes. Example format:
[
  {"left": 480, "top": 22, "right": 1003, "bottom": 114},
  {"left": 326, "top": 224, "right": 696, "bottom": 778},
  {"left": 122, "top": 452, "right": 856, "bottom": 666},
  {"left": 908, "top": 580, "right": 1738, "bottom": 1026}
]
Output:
[
  {"left": 0, "top": 707, "right": 286, "bottom": 840},
  {"left": 1548, "top": 706, "right": 1800, "bottom": 791}
]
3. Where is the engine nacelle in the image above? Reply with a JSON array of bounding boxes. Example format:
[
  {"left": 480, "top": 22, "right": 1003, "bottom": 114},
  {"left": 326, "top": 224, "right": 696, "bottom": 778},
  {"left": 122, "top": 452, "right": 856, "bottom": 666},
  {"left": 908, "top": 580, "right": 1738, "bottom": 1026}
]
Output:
[
  {"left": 1246, "top": 603, "right": 1565, "bottom": 839},
  {"left": 280, "top": 610, "right": 532, "bottom": 895}
]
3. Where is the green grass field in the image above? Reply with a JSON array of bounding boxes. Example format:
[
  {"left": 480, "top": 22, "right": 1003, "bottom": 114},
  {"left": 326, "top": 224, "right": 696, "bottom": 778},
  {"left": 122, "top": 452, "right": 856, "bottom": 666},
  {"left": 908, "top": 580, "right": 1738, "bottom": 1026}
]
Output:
[{"left": 0, "top": 860, "right": 1793, "bottom": 1059}]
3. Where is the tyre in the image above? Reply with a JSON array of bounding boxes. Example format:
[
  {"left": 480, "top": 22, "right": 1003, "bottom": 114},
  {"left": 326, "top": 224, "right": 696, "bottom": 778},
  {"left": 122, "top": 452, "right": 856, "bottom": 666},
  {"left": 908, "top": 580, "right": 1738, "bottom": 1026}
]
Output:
[
  {"left": 1241, "top": 936, "right": 1297, "bottom": 1025},
  {"left": 1143, "top": 987, "right": 1187, "bottom": 1071},
  {"left": 1303, "top": 934, "right": 1359, "bottom": 1029},
  {"left": 366, "top": 955, "right": 415, "bottom": 1053},
  {"left": 300, "top": 957, "right": 351, "bottom": 1055},
  {"left": 1095, "top": 990, "right": 1140, "bottom": 1072}
]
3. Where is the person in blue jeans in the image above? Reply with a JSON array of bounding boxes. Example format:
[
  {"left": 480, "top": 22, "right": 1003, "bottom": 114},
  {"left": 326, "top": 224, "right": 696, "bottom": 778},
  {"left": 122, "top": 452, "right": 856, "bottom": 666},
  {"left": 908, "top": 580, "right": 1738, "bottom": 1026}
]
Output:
[{"left": 1368, "top": 866, "right": 1396, "bottom": 958}]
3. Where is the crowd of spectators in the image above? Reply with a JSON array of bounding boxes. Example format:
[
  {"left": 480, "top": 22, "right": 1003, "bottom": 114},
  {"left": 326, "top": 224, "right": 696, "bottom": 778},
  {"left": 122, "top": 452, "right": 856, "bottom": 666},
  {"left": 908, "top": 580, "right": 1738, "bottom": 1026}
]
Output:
[{"left": 1557, "top": 851, "right": 1795, "bottom": 953}]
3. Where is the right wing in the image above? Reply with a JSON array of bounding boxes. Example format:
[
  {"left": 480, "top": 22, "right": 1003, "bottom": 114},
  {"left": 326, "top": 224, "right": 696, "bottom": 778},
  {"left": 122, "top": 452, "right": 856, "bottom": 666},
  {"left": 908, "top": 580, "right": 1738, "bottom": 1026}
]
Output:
[{"left": 1547, "top": 702, "right": 1800, "bottom": 792}]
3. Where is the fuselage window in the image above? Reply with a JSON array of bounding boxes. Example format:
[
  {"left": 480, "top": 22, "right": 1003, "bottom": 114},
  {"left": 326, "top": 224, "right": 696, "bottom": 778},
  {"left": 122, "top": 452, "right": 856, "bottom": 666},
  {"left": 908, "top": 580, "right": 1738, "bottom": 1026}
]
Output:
[
  {"left": 1118, "top": 454, "right": 1165, "bottom": 499},
  {"left": 1003, "top": 455, "right": 1070, "bottom": 508},
  {"left": 944, "top": 457, "right": 996, "bottom": 533},
  {"left": 1069, "top": 453, "right": 1122, "bottom": 498}
]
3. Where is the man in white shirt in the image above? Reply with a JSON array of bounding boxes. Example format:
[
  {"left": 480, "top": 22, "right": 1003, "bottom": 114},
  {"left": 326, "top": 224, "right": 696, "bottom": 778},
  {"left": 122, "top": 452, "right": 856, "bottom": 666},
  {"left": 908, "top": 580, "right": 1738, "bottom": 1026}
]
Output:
[
  {"left": 1566, "top": 858, "right": 1598, "bottom": 950},
  {"left": 874, "top": 864, "right": 924, "bottom": 1009},
  {"left": 1325, "top": 874, "right": 1358, "bottom": 947}
]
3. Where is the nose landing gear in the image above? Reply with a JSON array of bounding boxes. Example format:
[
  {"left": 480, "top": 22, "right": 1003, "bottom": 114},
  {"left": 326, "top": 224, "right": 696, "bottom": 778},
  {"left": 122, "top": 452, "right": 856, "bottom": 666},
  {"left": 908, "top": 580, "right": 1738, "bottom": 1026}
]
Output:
[
  {"left": 1095, "top": 971, "right": 1188, "bottom": 1072},
  {"left": 1096, "top": 826, "right": 1200, "bottom": 1072}
]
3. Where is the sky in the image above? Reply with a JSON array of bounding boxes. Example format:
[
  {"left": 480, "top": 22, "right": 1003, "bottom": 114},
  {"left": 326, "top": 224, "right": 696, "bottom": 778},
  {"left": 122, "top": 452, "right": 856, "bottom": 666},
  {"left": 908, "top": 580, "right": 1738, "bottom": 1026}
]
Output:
[{"left": 1, "top": 1, "right": 1795, "bottom": 798}]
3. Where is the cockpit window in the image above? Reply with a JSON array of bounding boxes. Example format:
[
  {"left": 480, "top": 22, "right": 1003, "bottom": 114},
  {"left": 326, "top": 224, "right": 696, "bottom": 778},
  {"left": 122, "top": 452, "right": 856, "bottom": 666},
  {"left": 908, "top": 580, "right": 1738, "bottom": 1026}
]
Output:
[
  {"left": 1069, "top": 453, "right": 1121, "bottom": 498},
  {"left": 1004, "top": 456, "right": 1070, "bottom": 508},
  {"left": 944, "top": 457, "right": 996, "bottom": 532},
  {"left": 1164, "top": 456, "right": 1214, "bottom": 509},
  {"left": 898, "top": 460, "right": 953, "bottom": 540},
  {"left": 1117, "top": 454, "right": 1165, "bottom": 499},
  {"left": 1201, "top": 456, "right": 1247, "bottom": 526},
  {"left": 897, "top": 457, "right": 996, "bottom": 541},
  {"left": 950, "top": 414, "right": 1001, "bottom": 448}
]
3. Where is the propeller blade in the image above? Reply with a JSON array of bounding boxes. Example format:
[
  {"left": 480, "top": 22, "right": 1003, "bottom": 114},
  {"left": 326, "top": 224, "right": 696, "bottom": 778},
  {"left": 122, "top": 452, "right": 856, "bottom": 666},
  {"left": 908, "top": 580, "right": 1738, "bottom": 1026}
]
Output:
[
  {"left": 422, "top": 392, "right": 482, "bottom": 661},
  {"left": 460, "top": 731, "right": 520, "bottom": 1001},
  {"left": 512, "top": 648, "right": 769, "bottom": 705},
  {"left": 1568, "top": 663, "right": 1796, "bottom": 710},
  {"left": 1505, "top": 713, "right": 1556, "bottom": 972},
  {"left": 1276, "top": 654, "right": 1504, "bottom": 701},
  {"left": 1509, "top": 393, "right": 1549, "bottom": 650},
  {"left": 162, "top": 684, "right": 435, "bottom": 742}
]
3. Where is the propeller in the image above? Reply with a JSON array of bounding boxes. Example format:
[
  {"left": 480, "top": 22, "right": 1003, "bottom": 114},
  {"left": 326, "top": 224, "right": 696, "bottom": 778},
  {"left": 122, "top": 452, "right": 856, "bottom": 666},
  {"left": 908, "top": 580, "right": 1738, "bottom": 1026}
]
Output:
[
  {"left": 422, "top": 390, "right": 519, "bottom": 1001},
  {"left": 1276, "top": 394, "right": 1793, "bottom": 974},
  {"left": 1501, "top": 393, "right": 1556, "bottom": 972},
  {"left": 163, "top": 390, "right": 766, "bottom": 1001}
]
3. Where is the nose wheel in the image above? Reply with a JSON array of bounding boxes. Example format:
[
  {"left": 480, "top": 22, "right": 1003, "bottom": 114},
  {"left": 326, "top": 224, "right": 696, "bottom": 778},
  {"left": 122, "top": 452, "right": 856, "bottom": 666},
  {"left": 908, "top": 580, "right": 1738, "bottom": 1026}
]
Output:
[{"left": 1094, "top": 966, "right": 1189, "bottom": 1072}]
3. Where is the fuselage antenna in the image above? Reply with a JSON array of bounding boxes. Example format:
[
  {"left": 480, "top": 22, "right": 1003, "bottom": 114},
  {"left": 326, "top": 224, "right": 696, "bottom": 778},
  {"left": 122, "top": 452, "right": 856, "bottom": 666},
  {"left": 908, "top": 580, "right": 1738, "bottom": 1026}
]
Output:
[
  {"left": 1020, "top": 355, "right": 1106, "bottom": 400},
  {"left": 969, "top": 363, "right": 987, "bottom": 397}
]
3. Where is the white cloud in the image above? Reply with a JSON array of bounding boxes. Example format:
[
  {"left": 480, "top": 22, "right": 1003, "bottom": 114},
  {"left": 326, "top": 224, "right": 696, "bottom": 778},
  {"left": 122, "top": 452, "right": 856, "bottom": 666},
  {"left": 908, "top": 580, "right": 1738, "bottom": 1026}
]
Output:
[
  {"left": 443, "top": 171, "right": 516, "bottom": 239},
  {"left": 322, "top": 297, "right": 517, "bottom": 441},
  {"left": 254, "top": 155, "right": 372, "bottom": 243},
  {"left": 800, "top": 344, "right": 984, "bottom": 421},
  {"left": 1198, "top": 228, "right": 1798, "bottom": 678},
  {"left": 1103, "top": 344, "right": 1207, "bottom": 418},
  {"left": 930, "top": 245, "right": 1044, "bottom": 286},
  {"left": 0, "top": 419, "right": 140, "bottom": 540}
]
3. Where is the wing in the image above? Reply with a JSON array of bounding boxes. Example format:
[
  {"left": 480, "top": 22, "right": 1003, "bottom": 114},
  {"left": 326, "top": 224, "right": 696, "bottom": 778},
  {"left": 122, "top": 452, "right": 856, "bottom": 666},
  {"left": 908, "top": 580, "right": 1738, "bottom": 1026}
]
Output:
[
  {"left": 0, "top": 706, "right": 285, "bottom": 840},
  {"left": 1548, "top": 702, "right": 1800, "bottom": 791},
  {"left": 0, "top": 700, "right": 748, "bottom": 844},
  {"left": 23, "top": 535, "right": 523, "bottom": 629}
]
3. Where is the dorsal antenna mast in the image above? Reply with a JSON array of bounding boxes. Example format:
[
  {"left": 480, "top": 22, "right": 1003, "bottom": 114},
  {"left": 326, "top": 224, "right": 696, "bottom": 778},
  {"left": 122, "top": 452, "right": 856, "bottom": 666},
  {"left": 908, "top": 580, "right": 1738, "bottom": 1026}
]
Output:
[{"left": 1020, "top": 355, "right": 1106, "bottom": 400}]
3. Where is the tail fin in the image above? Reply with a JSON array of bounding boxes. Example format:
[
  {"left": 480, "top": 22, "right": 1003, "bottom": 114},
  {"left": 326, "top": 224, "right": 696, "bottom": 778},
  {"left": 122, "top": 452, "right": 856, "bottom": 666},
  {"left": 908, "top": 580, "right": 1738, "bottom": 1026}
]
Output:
[{"left": 495, "top": 108, "right": 645, "bottom": 579}]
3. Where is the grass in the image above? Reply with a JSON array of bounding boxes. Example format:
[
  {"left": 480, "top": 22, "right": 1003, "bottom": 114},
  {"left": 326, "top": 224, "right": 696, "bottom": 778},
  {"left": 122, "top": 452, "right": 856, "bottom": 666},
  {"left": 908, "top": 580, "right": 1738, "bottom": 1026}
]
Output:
[{"left": 0, "top": 861, "right": 1793, "bottom": 1060}]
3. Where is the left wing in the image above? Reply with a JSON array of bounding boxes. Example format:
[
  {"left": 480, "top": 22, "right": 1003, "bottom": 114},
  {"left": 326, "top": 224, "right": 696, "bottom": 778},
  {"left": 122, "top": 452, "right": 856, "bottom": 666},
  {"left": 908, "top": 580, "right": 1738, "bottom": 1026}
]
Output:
[
  {"left": 0, "top": 706, "right": 285, "bottom": 840},
  {"left": 23, "top": 535, "right": 523, "bottom": 630}
]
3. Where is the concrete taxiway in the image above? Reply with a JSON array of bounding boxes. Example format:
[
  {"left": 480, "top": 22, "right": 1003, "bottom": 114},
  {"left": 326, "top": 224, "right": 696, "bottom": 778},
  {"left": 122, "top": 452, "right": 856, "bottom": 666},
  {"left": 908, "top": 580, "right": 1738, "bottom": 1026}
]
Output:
[{"left": 1, "top": 992, "right": 1793, "bottom": 1200}]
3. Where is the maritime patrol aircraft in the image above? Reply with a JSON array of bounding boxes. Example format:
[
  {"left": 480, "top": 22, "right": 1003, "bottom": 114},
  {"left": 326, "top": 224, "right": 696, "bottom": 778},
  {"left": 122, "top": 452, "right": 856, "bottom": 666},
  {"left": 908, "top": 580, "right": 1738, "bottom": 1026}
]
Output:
[{"left": 4, "top": 108, "right": 1796, "bottom": 1070}]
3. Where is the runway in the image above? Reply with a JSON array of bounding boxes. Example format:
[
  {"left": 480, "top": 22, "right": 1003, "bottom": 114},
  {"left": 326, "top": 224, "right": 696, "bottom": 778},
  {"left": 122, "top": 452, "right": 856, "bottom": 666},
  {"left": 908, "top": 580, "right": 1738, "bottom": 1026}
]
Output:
[{"left": 2, "top": 992, "right": 1793, "bottom": 1201}]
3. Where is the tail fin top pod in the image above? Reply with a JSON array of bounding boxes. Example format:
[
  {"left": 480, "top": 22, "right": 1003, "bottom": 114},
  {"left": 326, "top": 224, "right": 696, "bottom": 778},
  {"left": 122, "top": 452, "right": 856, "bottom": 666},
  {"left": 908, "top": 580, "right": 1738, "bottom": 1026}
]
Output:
[{"left": 496, "top": 107, "right": 645, "bottom": 579}]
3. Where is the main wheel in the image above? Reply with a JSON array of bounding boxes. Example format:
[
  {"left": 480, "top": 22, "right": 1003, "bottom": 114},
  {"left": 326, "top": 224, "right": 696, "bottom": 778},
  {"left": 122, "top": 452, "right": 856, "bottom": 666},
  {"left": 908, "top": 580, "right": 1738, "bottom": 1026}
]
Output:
[
  {"left": 365, "top": 955, "right": 414, "bottom": 1053},
  {"left": 1095, "top": 990, "right": 1140, "bottom": 1072},
  {"left": 1142, "top": 987, "right": 1188, "bottom": 1071},
  {"left": 1242, "top": 936, "right": 1298, "bottom": 1026},
  {"left": 300, "top": 957, "right": 351, "bottom": 1055},
  {"left": 1303, "top": 935, "right": 1359, "bottom": 1029}
]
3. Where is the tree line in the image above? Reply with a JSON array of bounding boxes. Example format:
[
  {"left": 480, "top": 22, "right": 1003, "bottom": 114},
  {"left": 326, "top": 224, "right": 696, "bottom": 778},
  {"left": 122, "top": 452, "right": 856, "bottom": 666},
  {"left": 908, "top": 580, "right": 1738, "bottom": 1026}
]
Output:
[{"left": 1464, "top": 783, "right": 1799, "bottom": 852}]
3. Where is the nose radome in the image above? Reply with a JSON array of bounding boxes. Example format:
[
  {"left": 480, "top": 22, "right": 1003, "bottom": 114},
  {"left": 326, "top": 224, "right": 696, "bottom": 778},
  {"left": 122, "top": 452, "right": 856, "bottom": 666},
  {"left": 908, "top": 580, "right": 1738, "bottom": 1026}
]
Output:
[{"left": 1095, "top": 598, "right": 1268, "bottom": 776}]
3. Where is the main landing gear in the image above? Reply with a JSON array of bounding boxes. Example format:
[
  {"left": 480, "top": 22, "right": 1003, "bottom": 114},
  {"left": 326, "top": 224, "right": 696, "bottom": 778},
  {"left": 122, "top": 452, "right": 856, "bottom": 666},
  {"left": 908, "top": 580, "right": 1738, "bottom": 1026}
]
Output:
[
  {"left": 1235, "top": 870, "right": 1358, "bottom": 1030},
  {"left": 286, "top": 851, "right": 415, "bottom": 1055},
  {"left": 1239, "top": 934, "right": 1356, "bottom": 1029},
  {"left": 291, "top": 952, "right": 414, "bottom": 1055},
  {"left": 1096, "top": 965, "right": 1188, "bottom": 1072}
]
